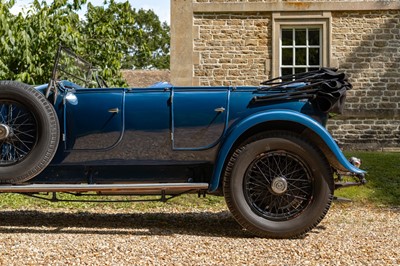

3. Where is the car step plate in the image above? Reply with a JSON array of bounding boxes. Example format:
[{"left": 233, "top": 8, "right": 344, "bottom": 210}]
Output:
[{"left": 0, "top": 183, "right": 209, "bottom": 193}]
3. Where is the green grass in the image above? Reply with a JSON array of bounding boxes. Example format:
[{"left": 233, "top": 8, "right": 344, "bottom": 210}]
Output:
[
  {"left": 0, "top": 191, "right": 227, "bottom": 212},
  {"left": 335, "top": 151, "right": 400, "bottom": 206},
  {"left": 0, "top": 152, "right": 398, "bottom": 210}
]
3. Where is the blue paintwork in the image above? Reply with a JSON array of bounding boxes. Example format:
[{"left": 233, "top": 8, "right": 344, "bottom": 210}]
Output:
[
  {"left": 33, "top": 80, "right": 364, "bottom": 189},
  {"left": 34, "top": 84, "right": 48, "bottom": 92},
  {"left": 63, "top": 88, "right": 125, "bottom": 150},
  {"left": 171, "top": 87, "right": 230, "bottom": 150}
]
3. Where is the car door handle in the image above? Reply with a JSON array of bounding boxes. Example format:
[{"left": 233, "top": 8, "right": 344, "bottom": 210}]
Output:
[
  {"left": 214, "top": 107, "right": 225, "bottom": 113},
  {"left": 108, "top": 108, "right": 120, "bottom": 114}
]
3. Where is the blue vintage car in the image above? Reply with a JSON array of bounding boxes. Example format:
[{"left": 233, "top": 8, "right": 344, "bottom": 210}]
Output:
[{"left": 0, "top": 46, "right": 365, "bottom": 238}]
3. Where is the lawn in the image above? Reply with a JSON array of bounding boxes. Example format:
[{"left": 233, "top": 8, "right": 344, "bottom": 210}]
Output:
[
  {"left": 0, "top": 152, "right": 398, "bottom": 210},
  {"left": 336, "top": 151, "right": 400, "bottom": 206}
]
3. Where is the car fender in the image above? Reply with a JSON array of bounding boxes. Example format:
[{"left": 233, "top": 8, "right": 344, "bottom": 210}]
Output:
[{"left": 209, "top": 109, "right": 365, "bottom": 192}]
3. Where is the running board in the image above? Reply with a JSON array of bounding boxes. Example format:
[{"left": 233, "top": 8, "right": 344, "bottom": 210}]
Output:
[{"left": 0, "top": 183, "right": 209, "bottom": 193}]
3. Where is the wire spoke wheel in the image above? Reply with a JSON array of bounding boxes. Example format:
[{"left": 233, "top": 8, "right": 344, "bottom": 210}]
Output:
[
  {"left": 0, "top": 101, "right": 38, "bottom": 166},
  {"left": 244, "top": 151, "right": 313, "bottom": 221},
  {"left": 0, "top": 81, "right": 59, "bottom": 183},
  {"left": 223, "top": 131, "right": 333, "bottom": 238}
]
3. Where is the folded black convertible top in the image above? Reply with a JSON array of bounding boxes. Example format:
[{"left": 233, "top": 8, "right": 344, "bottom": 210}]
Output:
[{"left": 255, "top": 68, "right": 352, "bottom": 114}]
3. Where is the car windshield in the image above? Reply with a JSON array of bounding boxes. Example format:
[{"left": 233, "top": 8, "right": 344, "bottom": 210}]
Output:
[{"left": 51, "top": 46, "right": 98, "bottom": 88}]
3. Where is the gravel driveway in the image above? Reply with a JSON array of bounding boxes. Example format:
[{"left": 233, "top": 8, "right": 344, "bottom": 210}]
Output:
[{"left": 0, "top": 204, "right": 398, "bottom": 265}]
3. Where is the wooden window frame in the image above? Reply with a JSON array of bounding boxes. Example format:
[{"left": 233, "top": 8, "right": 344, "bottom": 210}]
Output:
[{"left": 272, "top": 12, "right": 332, "bottom": 78}]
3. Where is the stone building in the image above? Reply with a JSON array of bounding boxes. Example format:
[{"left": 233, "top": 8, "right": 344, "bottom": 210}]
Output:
[{"left": 170, "top": 0, "right": 400, "bottom": 150}]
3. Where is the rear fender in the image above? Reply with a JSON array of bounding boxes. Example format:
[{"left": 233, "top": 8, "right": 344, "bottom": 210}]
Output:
[{"left": 209, "top": 110, "right": 365, "bottom": 192}]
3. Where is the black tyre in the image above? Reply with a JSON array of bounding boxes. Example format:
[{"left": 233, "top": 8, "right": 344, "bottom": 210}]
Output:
[
  {"left": 0, "top": 81, "right": 60, "bottom": 183},
  {"left": 223, "top": 131, "right": 333, "bottom": 238}
]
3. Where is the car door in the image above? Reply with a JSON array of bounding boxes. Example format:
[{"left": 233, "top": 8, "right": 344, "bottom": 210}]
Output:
[
  {"left": 172, "top": 87, "right": 229, "bottom": 150},
  {"left": 64, "top": 88, "right": 124, "bottom": 150}
]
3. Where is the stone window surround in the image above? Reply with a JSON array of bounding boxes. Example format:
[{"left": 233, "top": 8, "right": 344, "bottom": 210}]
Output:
[{"left": 272, "top": 12, "right": 332, "bottom": 77}]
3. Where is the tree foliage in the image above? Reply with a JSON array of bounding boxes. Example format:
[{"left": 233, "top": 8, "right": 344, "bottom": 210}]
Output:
[
  {"left": 0, "top": 0, "right": 170, "bottom": 85},
  {"left": 0, "top": 0, "right": 86, "bottom": 84},
  {"left": 122, "top": 8, "right": 170, "bottom": 70}
]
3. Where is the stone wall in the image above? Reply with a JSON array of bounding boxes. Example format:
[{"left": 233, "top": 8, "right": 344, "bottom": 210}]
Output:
[
  {"left": 328, "top": 11, "right": 400, "bottom": 149},
  {"left": 328, "top": 119, "right": 400, "bottom": 150},
  {"left": 193, "top": 13, "right": 271, "bottom": 86},
  {"left": 191, "top": 10, "right": 399, "bottom": 149},
  {"left": 194, "top": 0, "right": 394, "bottom": 3},
  {"left": 171, "top": 0, "right": 400, "bottom": 150},
  {"left": 121, "top": 70, "right": 170, "bottom": 87}
]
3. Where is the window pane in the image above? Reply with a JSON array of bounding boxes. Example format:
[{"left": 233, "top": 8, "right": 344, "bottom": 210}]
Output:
[
  {"left": 279, "top": 26, "right": 322, "bottom": 75},
  {"left": 295, "top": 29, "right": 306, "bottom": 45},
  {"left": 295, "top": 48, "right": 306, "bottom": 65},
  {"left": 295, "top": 68, "right": 306, "bottom": 74},
  {"left": 282, "top": 29, "right": 293, "bottom": 46},
  {"left": 282, "top": 48, "right": 293, "bottom": 65},
  {"left": 309, "top": 48, "right": 320, "bottom": 65},
  {"left": 281, "top": 68, "right": 293, "bottom": 76},
  {"left": 308, "top": 67, "right": 320, "bottom": 72},
  {"left": 309, "top": 29, "right": 320, "bottom": 45}
]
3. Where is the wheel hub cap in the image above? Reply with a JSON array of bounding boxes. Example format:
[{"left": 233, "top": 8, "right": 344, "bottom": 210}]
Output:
[
  {"left": 0, "top": 124, "right": 11, "bottom": 140},
  {"left": 271, "top": 177, "right": 288, "bottom": 194}
]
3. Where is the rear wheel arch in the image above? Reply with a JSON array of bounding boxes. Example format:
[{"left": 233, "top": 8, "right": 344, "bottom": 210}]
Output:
[
  {"left": 226, "top": 120, "right": 337, "bottom": 166},
  {"left": 210, "top": 111, "right": 360, "bottom": 192},
  {"left": 213, "top": 119, "right": 331, "bottom": 190}
]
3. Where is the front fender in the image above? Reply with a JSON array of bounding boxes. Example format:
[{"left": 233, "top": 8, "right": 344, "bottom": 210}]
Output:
[{"left": 209, "top": 109, "right": 365, "bottom": 192}]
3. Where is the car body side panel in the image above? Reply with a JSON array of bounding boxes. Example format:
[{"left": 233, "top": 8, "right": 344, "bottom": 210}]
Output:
[
  {"left": 172, "top": 87, "right": 229, "bottom": 150},
  {"left": 64, "top": 88, "right": 125, "bottom": 150},
  {"left": 121, "top": 89, "right": 171, "bottom": 161},
  {"left": 36, "top": 84, "right": 364, "bottom": 187},
  {"left": 51, "top": 86, "right": 221, "bottom": 165}
]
